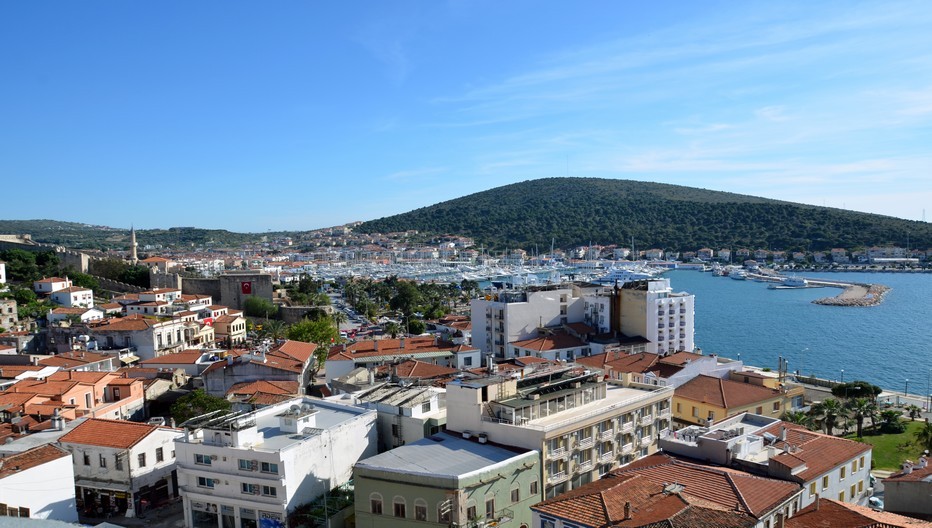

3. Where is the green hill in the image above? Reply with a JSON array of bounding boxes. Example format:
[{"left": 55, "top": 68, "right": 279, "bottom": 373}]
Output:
[
  {"left": 0, "top": 220, "right": 265, "bottom": 250},
  {"left": 355, "top": 178, "right": 932, "bottom": 252}
]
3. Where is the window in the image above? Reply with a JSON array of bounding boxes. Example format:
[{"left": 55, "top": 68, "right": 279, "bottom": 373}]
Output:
[
  {"left": 756, "top": 406, "right": 763, "bottom": 414},
  {"left": 115, "top": 455, "right": 123, "bottom": 470},
  {"left": 197, "top": 476, "right": 215, "bottom": 488},
  {"left": 466, "top": 505, "right": 477, "bottom": 520},
  {"left": 859, "top": 456, "right": 865, "bottom": 469},
  {"left": 822, "top": 476, "right": 829, "bottom": 489},
  {"left": 99, "top": 454, "right": 107, "bottom": 468},
  {"left": 239, "top": 459, "right": 252, "bottom": 471},
  {"left": 156, "top": 448, "right": 164, "bottom": 463},
  {"left": 809, "top": 482, "right": 817, "bottom": 496},
  {"left": 438, "top": 501, "right": 452, "bottom": 523},
  {"left": 511, "top": 487, "right": 520, "bottom": 503},
  {"left": 838, "top": 491, "right": 844, "bottom": 501},
  {"left": 414, "top": 500, "right": 427, "bottom": 521},
  {"left": 851, "top": 461, "right": 857, "bottom": 473},
  {"left": 773, "top": 401, "right": 780, "bottom": 412},
  {"left": 486, "top": 498, "right": 495, "bottom": 518},
  {"left": 529, "top": 480, "right": 539, "bottom": 496},
  {"left": 691, "top": 406, "right": 698, "bottom": 418},
  {"left": 393, "top": 498, "right": 406, "bottom": 518},
  {"left": 260, "top": 462, "right": 279, "bottom": 474},
  {"left": 850, "top": 484, "right": 856, "bottom": 498},
  {"left": 83, "top": 452, "right": 90, "bottom": 466},
  {"left": 422, "top": 401, "right": 431, "bottom": 413},
  {"left": 195, "top": 454, "right": 212, "bottom": 465},
  {"left": 858, "top": 480, "right": 864, "bottom": 493},
  {"left": 370, "top": 494, "right": 383, "bottom": 515},
  {"left": 242, "top": 483, "right": 259, "bottom": 495},
  {"left": 840, "top": 466, "right": 846, "bottom": 480},
  {"left": 464, "top": 356, "right": 473, "bottom": 366},
  {"left": 138, "top": 453, "right": 146, "bottom": 467},
  {"left": 676, "top": 402, "right": 681, "bottom": 413},
  {"left": 262, "top": 486, "right": 277, "bottom": 497},
  {"left": 541, "top": 518, "right": 556, "bottom": 528}
]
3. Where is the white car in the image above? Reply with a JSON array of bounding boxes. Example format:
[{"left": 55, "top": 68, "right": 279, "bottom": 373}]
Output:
[{"left": 868, "top": 496, "right": 884, "bottom": 510}]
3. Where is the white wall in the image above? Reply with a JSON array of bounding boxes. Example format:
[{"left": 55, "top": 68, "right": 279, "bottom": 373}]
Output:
[{"left": 0, "top": 452, "right": 77, "bottom": 522}]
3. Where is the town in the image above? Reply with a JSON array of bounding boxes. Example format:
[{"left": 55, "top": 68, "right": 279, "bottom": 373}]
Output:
[{"left": 1, "top": 227, "right": 930, "bottom": 528}]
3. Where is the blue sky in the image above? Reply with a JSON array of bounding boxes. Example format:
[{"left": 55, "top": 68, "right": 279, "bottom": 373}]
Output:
[{"left": 2, "top": 1, "right": 931, "bottom": 232}]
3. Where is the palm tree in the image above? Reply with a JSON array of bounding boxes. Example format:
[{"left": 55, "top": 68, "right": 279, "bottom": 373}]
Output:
[
  {"left": 906, "top": 405, "right": 923, "bottom": 421},
  {"left": 263, "top": 319, "right": 287, "bottom": 340},
  {"left": 384, "top": 321, "right": 401, "bottom": 339},
  {"left": 914, "top": 421, "right": 932, "bottom": 452},
  {"left": 810, "top": 398, "right": 846, "bottom": 435},
  {"left": 331, "top": 310, "right": 348, "bottom": 327},
  {"left": 845, "top": 398, "right": 878, "bottom": 438},
  {"left": 782, "top": 411, "right": 812, "bottom": 429}
]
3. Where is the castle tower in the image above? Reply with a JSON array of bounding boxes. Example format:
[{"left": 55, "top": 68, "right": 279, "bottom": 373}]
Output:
[{"left": 130, "top": 225, "right": 138, "bottom": 265}]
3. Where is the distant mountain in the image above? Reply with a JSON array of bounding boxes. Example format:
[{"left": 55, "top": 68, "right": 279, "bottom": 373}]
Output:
[
  {"left": 0, "top": 220, "right": 265, "bottom": 250},
  {"left": 355, "top": 178, "right": 932, "bottom": 252}
]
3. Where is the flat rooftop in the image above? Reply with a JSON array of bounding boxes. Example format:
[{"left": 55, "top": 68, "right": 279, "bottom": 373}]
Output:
[{"left": 355, "top": 431, "right": 535, "bottom": 478}]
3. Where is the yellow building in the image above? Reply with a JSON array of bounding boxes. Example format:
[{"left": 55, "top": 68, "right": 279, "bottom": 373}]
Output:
[{"left": 673, "top": 374, "right": 806, "bottom": 426}]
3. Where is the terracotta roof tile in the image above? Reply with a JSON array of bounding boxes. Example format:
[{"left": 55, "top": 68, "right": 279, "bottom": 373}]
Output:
[
  {"left": 512, "top": 332, "right": 585, "bottom": 352},
  {"left": 59, "top": 418, "right": 160, "bottom": 449},
  {"left": 786, "top": 498, "right": 932, "bottom": 527},
  {"left": 675, "top": 374, "right": 782, "bottom": 409},
  {"left": 0, "top": 444, "right": 71, "bottom": 479},
  {"left": 757, "top": 422, "right": 871, "bottom": 482}
]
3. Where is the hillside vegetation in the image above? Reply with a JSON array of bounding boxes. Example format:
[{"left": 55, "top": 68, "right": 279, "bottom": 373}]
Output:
[
  {"left": 356, "top": 178, "right": 932, "bottom": 252},
  {"left": 0, "top": 220, "right": 266, "bottom": 250}
]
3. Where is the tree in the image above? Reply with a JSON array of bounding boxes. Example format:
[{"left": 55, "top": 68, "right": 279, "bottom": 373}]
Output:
[
  {"left": 244, "top": 296, "right": 277, "bottom": 318},
  {"left": 906, "top": 405, "right": 923, "bottom": 421},
  {"left": 331, "top": 311, "right": 348, "bottom": 327},
  {"left": 407, "top": 319, "right": 426, "bottom": 335},
  {"left": 782, "top": 411, "right": 811, "bottom": 429},
  {"left": 286, "top": 317, "right": 339, "bottom": 378},
  {"left": 809, "top": 398, "right": 846, "bottom": 435},
  {"left": 879, "top": 409, "right": 906, "bottom": 434},
  {"left": 831, "top": 381, "right": 883, "bottom": 401},
  {"left": 171, "top": 389, "right": 232, "bottom": 425},
  {"left": 389, "top": 280, "right": 421, "bottom": 317},
  {"left": 914, "top": 421, "right": 932, "bottom": 452},
  {"left": 11, "top": 288, "right": 36, "bottom": 305},
  {"left": 262, "top": 320, "right": 288, "bottom": 340},
  {"left": 844, "top": 398, "right": 878, "bottom": 438},
  {"left": 384, "top": 321, "right": 401, "bottom": 339}
]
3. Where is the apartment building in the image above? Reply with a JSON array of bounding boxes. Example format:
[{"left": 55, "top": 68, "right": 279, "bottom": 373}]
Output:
[
  {"left": 612, "top": 278, "right": 694, "bottom": 355},
  {"left": 0, "top": 443, "right": 77, "bottom": 522},
  {"left": 446, "top": 362, "right": 672, "bottom": 499},
  {"left": 345, "top": 383, "right": 447, "bottom": 452},
  {"left": 175, "top": 397, "right": 377, "bottom": 528}
]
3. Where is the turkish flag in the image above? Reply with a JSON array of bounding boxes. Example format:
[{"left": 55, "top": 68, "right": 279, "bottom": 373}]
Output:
[{"left": 241, "top": 281, "right": 252, "bottom": 295}]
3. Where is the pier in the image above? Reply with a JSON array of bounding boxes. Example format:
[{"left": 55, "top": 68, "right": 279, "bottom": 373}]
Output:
[{"left": 743, "top": 271, "right": 890, "bottom": 307}]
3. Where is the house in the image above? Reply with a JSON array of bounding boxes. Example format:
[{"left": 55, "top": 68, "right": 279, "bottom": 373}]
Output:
[
  {"left": 137, "top": 349, "right": 223, "bottom": 377},
  {"left": 446, "top": 362, "right": 673, "bottom": 499},
  {"left": 673, "top": 374, "right": 806, "bottom": 426},
  {"left": 343, "top": 383, "right": 447, "bottom": 452},
  {"left": 33, "top": 277, "right": 72, "bottom": 294},
  {"left": 883, "top": 456, "right": 932, "bottom": 518},
  {"left": 201, "top": 340, "right": 316, "bottom": 398},
  {"left": 225, "top": 380, "right": 301, "bottom": 411},
  {"left": 87, "top": 314, "right": 191, "bottom": 361},
  {"left": 8, "top": 370, "right": 145, "bottom": 421},
  {"left": 325, "top": 337, "right": 480, "bottom": 383},
  {"left": 577, "top": 350, "right": 741, "bottom": 388},
  {"left": 175, "top": 397, "right": 377, "bottom": 528},
  {"left": 213, "top": 313, "right": 247, "bottom": 346},
  {"left": 59, "top": 418, "right": 182, "bottom": 518},
  {"left": 0, "top": 443, "right": 77, "bottom": 522},
  {"left": 510, "top": 331, "right": 589, "bottom": 362},
  {"left": 531, "top": 452, "right": 803, "bottom": 528},
  {"left": 786, "top": 497, "right": 932, "bottom": 527},
  {"left": 660, "top": 412, "right": 873, "bottom": 508},
  {"left": 47, "top": 306, "right": 105, "bottom": 324},
  {"left": 0, "top": 299, "right": 18, "bottom": 331},
  {"left": 50, "top": 286, "right": 95, "bottom": 308},
  {"left": 354, "top": 432, "right": 540, "bottom": 528},
  {"left": 38, "top": 350, "right": 118, "bottom": 372}
]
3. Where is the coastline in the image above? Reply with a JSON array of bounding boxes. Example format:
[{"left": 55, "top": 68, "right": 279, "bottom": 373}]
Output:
[{"left": 812, "top": 282, "right": 890, "bottom": 307}]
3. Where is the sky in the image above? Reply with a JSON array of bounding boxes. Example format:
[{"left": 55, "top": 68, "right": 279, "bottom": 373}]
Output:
[{"left": 2, "top": 1, "right": 931, "bottom": 232}]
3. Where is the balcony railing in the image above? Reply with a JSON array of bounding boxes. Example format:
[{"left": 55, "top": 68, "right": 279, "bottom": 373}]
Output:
[
  {"left": 598, "top": 451, "right": 614, "bottom": 463},
  {"left": 640, "top": 414, "right": 653, "bottom": 426},
  {"left": 547, "top": 471, "right": 568, "bottom": 485},
  {"left": 621, "top": 442, "right": 634, "bottom": 454},
  {"left": 598, "top": 429, "right": 614, "bottom": 441},
  {"left": 547, "top": 447, "right": 567, "bottom": 460},
  {"left": 577, "top": 460, "right": 593, "bottom": 472},
  {"left": 640, "top": 436, "right": 653, "bottom": 447},
  {"left": 620, "top": 421, "right": 634, "bottom": 433},
  {"left": 577, "top": 437, "right": 594, "bottom": 450}
]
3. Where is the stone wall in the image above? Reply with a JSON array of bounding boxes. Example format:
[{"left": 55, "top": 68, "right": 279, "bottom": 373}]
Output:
[
  {"left": 150, "top": 271, "right": 183, "bottom": 290},
  {"left": 219, "top": 272, "right": 273, "bottom": 310},
  {"left": 93, "top": 276, "right": 145, "bottom": 295},
  {"left": 181, "top": 277, "right": 222, "bottom": 300}
]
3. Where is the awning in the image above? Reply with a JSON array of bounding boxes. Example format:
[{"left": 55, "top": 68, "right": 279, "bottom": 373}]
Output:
[
  {"left": 119, "top": 355, "right": 140, "bottom": 364},
  {"left": 75, "top": 479, "right": 131, "bottom": 492}
]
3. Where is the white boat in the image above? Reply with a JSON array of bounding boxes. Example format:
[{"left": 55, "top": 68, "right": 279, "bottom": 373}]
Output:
[
  {"left": 730, "top": 270, "right": 748, "bottom": 280},
  {"left": 593, "top": 265, "right": 659, "bottom": 285}
]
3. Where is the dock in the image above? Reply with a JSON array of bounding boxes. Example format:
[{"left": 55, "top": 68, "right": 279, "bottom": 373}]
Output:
[{"left": 743, "top": 272, "right": 890, "bottom": 306}]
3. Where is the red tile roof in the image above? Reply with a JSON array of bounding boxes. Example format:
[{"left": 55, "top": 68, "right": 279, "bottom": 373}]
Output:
[
  {"left": 884, "top": 459, "right": 932, "bottom": 482},
  {"left": 675, "top": 374, "right": 783, "bottom": 409},
  {"left": 757, "top": 422, "right": 871, "bottom": 482},
  {"left": 380, "top": 359, "right": 459, "bottom": 380},
  {"left": 59, "top": 418, "right": 159, "bottom": 449},
  {"left": 139, "top": 350, "right": 207, "bottom": 365},
  {"left": 327, "top": 336, "right": 474, "bottom": 361},
  {"left": 511, "top": 332, "right": 585, "bottom": 352},
  {"left": 0, "top": 444, "right": 71, "bottom": 479},
  {"left": 786, "top": 498, "right": 932, "bottom": 527}
]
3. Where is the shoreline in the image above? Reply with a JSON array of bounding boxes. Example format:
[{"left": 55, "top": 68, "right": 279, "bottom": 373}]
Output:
[{"left": 811, "top": 282, "right": 890, "bottom": 307}]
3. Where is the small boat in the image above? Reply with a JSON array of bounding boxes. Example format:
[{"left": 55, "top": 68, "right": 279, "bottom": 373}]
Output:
[{"left": 730, "top": 270, "right": 748, "bottom": 280}]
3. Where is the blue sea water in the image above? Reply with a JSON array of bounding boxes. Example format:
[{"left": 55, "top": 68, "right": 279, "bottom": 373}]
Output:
[{"left": 666, "top": 270, "right": 932, "bottom": 394}]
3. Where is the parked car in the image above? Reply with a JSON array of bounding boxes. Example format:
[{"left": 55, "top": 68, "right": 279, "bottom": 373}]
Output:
[{"left": 868, "top": 496, "right": 884, "bottom": 510}]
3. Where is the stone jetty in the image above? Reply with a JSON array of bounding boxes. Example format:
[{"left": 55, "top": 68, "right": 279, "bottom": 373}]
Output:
[{"left": 812, "top": 283, "right": 890, "bottom": 307}]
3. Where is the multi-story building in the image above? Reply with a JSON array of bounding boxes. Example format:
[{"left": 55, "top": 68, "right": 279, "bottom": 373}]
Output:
[
  {"left": 201, "top": 340, "right": 316, "bottom": 398},
  {"left": 50, "top": 286, "right": 95, "bottom": 308},
  {"left": 354, "top": 432, "right": 541, "bottom": 528},
  {"left": 325, "top": 337, "right": 480, "bottom": 383},
  {"left": 59, "top": 418, "right": 182, "bottom": 518},
  {"left": 345, "top": 383, "right": 447, "bottom": 452},
  {"left": 471, "top": 286, "right": 584, "bottom": 358},
  {"left": 0, "top": 299, "right": 17, "bottom": 331},
  {"left": 0, "top": 443, "right": 77, "bottom": 522},
  {"left": 578, "top": 350, "right": 741, "bottom": 388},
  {"left": 673, "top": 373, "right": 806, "bottom": 426},
  {"left": 87, "top": 314, "right": 190, "bottom": 361},
  {"left": 175, "top": 397, "right": 377, "bottom": 528},
  {"left": 33, "top": 276, "right": 72, "bottom": 294},
  {"left": 660, "top": 412, "right": 873, "bottom": 508},
  {"left": 613, "top": 279, "right": 694, "bottom": 355},
  {"left": 446, "top": 362, "right": 672, "bottom": 499}
]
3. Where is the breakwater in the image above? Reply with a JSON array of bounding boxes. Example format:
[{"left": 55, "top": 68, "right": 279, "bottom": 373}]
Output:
[{"left": 812, "top": 283, "right": 891, "bottom": 307}]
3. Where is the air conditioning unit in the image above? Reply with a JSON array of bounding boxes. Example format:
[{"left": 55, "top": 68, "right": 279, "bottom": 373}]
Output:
[
  {"left": 210, "top": 455, "right": 218, "bottom": 461},
  {"left": 252, "top": 488, "right": 260, "bottom": 495},
  {"left": 251, "top": 460, "right": 259, "bottom": 470}
]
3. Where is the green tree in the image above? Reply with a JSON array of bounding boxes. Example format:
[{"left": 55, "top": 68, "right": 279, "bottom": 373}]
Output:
[
  {"left": 244, "top": 296, "right": 278, "bottom": 318},
  {"left": 844, "top": 398, "right": 878, "bottom": 438},
  {"left": 809, "top": 398, "right": 846, "bottom": 435},
  {"left": 389, "top": 280, "right": 421, "bottom": 317},
  {"left": 906, "top": 405, "right": 923, "bottom": 421},
  {"left": 11, "top": 288, "right": 37, "bottom": 305},
  {"left": 331, "top": 311, "right": 348, "bottom": 327},
  {"left": 286, "top": 317, "right": 339, "bottom": 378},
  {"left": 914, "top": 421, "right": 932, "bottom": 452},
  {"left": 781, "top": 411, "right": 811, "bottom": 429},
  {"left": 879, "top": 409, "right": 906, "bottom": 434},
  {"left": 831, "top": 381, "right": 883, "bottom": 400},
  {"left": 408, "top": 319, "right": 426, "bottom": 335},
  {"left": 262, "top": 319, "right": 288, "bottom": 340},
  {"left": 171, "top": 389, "right": 232, "bottom": 425},
  {"left": 384, "top": 321, "right": 401, "bottom": 338}
]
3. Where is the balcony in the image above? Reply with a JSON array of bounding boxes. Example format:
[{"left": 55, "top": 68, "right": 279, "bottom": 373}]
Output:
[
  {"left": 640, "top": 414, "right": 653, "bottom": 426},
  {"left": 640, "top": 436, "right": 653, "bottom": 447},
  {"left": 577, "top": 460, "right": 593, "bottom": 472},
  {"left": 619, "top": 421, "right": 634, "bottom": 433},
  {"left": 658, "top": 408, "right": 672, "bottom": 419},
  {"left": 620, "top": 442, "right": 634, "bottom": 454},
  {"left": 598, "top": 451, "right": 614, "bottom": 463},
  {"left": 547, "top": 447, "right": 567, "bottom": 460},
  {"left": 547, "top": 471, "right": 568, "bottom": 485},
  {"left": 577, "top": 437, "right": 594, "bottom": 450},
  {"left": 598, "top": 429, "right": 614, "bottom": 441}
]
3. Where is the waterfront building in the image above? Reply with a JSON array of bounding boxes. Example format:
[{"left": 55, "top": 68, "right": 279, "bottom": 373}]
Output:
[
  {"left": 577, "top": 350, "right": 741, "bottom": 388},
  {"left": 175, "top": 397, "right": 377, "bottom": 528},
  {"left": 0, "top": 443, "right": 77, "bottom": 522},
  {"left": 354, "top": 431, "right": 540, "bottom": 528},
  {"left": 59, "top": 418, "right": 181, "bottom": 518},
  {"left": 611, "top": 278, "right": 695, "bottom": 355},
  {"left": 446, "top": 362, "right": 672, "bottom": 499},
  {"left": 673, "top": 373, "right": 806, "bottom": 426},
  {"left": 882, "top": 457, "right": 932, "bottom": 519},
  {"left": 532, "top": 452, "right": 803, "bottom": 528},
  {"left": 660, "top": 412, "right": 872, "bottom": 508}
]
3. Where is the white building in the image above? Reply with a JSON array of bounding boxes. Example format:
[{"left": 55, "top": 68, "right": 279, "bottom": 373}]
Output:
[
  {"left": 50, "top": 286, "right": 95, "bottom": 308},
  {"left": 613, "top": 278, "right": 694, "bottom": 355},
  {"left": 471, "top": 286, "right": 584, "bottom": 359},
  {"left": 0, "top": 443, "right": 77, "bottom": 522},
  {"left": 337, "top": 383, "right": 447, "bottom": 452},
  {"left": 88, "top": 314, "right": 191, "bottom": 361},
  {"left": 0, "top": 261, "right": 6, "bottom": 288},
  {"left": 33, "top": 276, "right": 72, "bottom": 294},
  {"left": 59, "top": 418, "right": 182, "bottom": 518},
  {"left": 175, "top": 397, "right": 377, "bottom": 528}
]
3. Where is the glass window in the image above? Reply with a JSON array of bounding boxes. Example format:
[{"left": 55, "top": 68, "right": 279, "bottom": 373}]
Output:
[
  {"left": 83, "top": 453, "right": 90, "bottom": 466},
  {"left": 486, "top": 498, "right": 495, "bottom": 518},
  {"left": 840, "top": 466, "right": 846, "bottom": 480},
  {"left": 197, "top": 477, "right": 215, "bottom": 488},
  {"left": 822, "top": 476, "right": 829, "bottom": 489},
  {"left": 262, "top": 486, "right": 277, "bottom": 497},
  {"left": 156, "top": 448, "right": 164, "bottom": 463},
  {"left": 530, "top": 480, "right": 539, "bottom": 496},
  {"left": 115, "top": 455, "right": 123, "bottom": 471},
  {"left": 370, "top": 495, "right": 383, "bottom": 515},
  {"left": 809, "top": 482, "right": 816, "bottom": 496},
  {"left": 242, "top": 483, "right": 258, "bottom": 495},
  {"left": 138, "top": 453, "right": 146, "bottom": 467},
  {"left": 99, "top": 454, "right": 107, "bottom": 468},
  {"left": 260, "top": 462, "right": 279, "bottom": 474},
  {"left": 438, "top": 501, "right": 452, "bottom": 523},
  {"left": 394, "top": 499, "right": 406, "bottom": 518},
  {"left": 466, "top": 505, "right": 477, "bottom": 520},
  {"left": 414, "top": 501, "right": 427, "bottom": 521},
  {"left": 195, "top": 454, "right": 212, "bottom": 465},
  {"left": 511, "top": 487, "right": 520, "bottom": 503},
  {"left": 239, "top": 459, "right": 252, "bottom": 471}
]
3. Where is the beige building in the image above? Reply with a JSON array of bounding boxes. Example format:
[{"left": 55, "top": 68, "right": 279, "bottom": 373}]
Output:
[
  {"left": 446, "top": 362, "right": 672, "bottom": 499},
  {"left": 673, "top": 373, "right": 806, "bottom": 426}
]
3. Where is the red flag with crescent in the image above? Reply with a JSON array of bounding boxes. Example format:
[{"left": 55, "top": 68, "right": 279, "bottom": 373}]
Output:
[{"left": 241, "top": 281, "right": 252, "bottom": 295}]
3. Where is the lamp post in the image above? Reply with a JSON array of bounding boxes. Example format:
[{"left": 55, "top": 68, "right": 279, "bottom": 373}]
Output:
[
  {"left": 841, "top": 369, "right": 845, "bottom": 384},
  {"left": 905, "top": 378, "right": 909, "bottom": 397}
]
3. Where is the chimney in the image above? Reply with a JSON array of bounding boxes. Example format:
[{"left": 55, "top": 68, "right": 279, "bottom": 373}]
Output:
[
  {"left": 623, "top": 501, "right": 631, "bottom": 520},
  {"left": 400, "top": 337, "right": 406, "bottom": 349},
  {"left": 814, "top": 494, "right": 820, "bottom": 511},
  {"left": 780, "top": 426, "right": 786, "bottom": 442}
]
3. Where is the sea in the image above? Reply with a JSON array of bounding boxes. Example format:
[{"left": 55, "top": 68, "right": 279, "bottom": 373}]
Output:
[{"left": 665, "top": 270, "right": 932, "bottom": 395}]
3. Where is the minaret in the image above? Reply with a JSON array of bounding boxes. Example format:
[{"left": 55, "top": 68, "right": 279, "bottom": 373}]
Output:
[{"left": 130, "top": 225, "right": 138, "bottom": 265}]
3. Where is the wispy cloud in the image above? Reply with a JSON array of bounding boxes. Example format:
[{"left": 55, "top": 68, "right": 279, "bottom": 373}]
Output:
[{"left": 384, "top": 166, "right": 449, "bottom": 182}]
